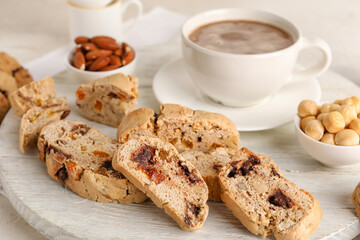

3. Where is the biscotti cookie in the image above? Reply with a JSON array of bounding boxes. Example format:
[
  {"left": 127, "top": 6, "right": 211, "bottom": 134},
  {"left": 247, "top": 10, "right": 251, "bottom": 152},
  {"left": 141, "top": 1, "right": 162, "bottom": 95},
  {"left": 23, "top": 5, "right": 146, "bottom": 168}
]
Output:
[
  {"left": 182, "top": 148, "right": 281, "bottom": 201},
  {"left": 75, "top": 73, "right": 138, "bottom": 127},
  {"left": 38, "top": 120, "right": 147, "bottom": 203},
  {"left": 8, "top": 76, "right": 56, "bottom": 116},
  {"left": 352, "top": 183, "right": 360, "bottom": 219},
  {"left": 0, "top": 71, "right": 18, "bottom": 98},
  {"left": 0, "top": 52, "right": 33, "bottom": 87},
  {"left": 0, "top": 92, "right": 10, "bottom": 123},
  {"left": 117, "top": 104, "right": 241, "bottom": 153},
  {"left": 113, "top": 136, "right": 209, "bottom": 231},
  {"left": 219, "top": 148, "right": 321, "bottom": 239},
  {"left": 19, "top": 97, "right": 70, "bottom": 153}
]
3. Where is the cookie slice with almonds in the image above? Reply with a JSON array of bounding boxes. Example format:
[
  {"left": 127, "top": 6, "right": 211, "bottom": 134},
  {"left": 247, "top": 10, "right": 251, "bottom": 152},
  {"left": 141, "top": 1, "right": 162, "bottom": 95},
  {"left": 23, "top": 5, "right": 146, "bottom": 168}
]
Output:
[
  {"left": 113, "top": 136, "right": 209, "bottom": 231},
  {"left": 219, "top": 148, "right": 322, "bottom": 240},
  {"left": 38, "top": 120, "right": 147, "bottom": 204},
  {"left": 75, "top": 73, "right": 138, "bottom": 127},
  {"left": 0, "top": 91, "right": 10, "bottom": 123},
  {"left": 19, "top": 97, "right": 70, "bottom": 153},
  {"left": 8, "top": 76, "right": 56, "bottom": 116}
]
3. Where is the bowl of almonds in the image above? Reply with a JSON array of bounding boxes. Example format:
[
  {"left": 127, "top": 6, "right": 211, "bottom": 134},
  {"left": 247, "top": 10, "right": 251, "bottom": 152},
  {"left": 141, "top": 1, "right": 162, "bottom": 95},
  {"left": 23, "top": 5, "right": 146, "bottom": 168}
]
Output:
[
  {"left": 66, "top": 35, "right": 136, "bottom": 82},
  {"left": 294, "top": 96, "right": 360, "bottom": 168}
]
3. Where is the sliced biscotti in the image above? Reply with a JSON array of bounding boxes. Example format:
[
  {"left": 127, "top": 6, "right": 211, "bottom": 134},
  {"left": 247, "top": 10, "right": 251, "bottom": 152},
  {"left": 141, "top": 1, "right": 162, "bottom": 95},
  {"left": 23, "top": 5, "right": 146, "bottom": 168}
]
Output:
[
  {"left": 0, "top": 92, "right": 10, "bottom": 123},
  {"left": 219, "top": 148, "right": 321, "bottom": 240},
  {"left": 8, "top": 76, "right": 56, "bottom": 116},
  {"left": 38, "top": 120, "right": 147, "bottom": 203},
  {"left": 75, "top": 73, "right": 138, "bottom": 127},
  {"left": 19, "top": 97, "right": 70, "bottom": 153},
  {"left": 0, "top": 52, "right": 33, "bottom": 87},
  {"left": 182, "top": 148, "right": 281, "bottom": 201},
  {"left": 117, "top": 104, "right": 241, "bottom": 153},
  {"left": 352, "top": 183, "right": 360, "bottom": 219},
  {"left": 113, "top": 136, "right": 209, "bottom": 231}
]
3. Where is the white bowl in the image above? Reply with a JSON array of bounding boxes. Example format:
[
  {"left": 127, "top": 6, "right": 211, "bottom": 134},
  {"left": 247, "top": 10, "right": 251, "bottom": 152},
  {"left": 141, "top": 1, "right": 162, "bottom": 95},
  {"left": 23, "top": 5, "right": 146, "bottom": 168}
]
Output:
[
  {"left": 65, "top": 45, "right": 137, "bottom": 83},
  {"left": 294, "top": 116, "right": 360, "bottom": 168}
]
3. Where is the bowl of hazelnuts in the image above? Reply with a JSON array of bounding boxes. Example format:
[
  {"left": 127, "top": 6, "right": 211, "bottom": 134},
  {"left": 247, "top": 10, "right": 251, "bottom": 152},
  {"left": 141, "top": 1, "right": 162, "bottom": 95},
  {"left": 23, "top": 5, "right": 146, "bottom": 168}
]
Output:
[
  {"left": 66, "top": 35, "right": 136, "bottom": 83},
  {"left": 294, "top": 96, "right": 360, "bottom": 168}
]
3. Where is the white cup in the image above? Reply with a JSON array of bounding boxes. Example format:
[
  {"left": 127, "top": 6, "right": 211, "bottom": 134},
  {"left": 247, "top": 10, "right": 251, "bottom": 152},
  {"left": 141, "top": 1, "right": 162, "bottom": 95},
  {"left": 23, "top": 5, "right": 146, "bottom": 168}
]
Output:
[
  {"left": 181, "top": 9, "right": 332, "bottom": 107},
  {"left": 67, "top": 0, "right": 142, "bottom": 42}
]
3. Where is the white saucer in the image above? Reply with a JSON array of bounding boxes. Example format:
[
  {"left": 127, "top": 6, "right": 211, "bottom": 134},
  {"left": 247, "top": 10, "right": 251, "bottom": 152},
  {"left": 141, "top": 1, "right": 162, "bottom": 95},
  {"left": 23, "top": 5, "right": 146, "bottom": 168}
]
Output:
[{"left": 153, "top": 58, "right": 321, "bottom": 131}]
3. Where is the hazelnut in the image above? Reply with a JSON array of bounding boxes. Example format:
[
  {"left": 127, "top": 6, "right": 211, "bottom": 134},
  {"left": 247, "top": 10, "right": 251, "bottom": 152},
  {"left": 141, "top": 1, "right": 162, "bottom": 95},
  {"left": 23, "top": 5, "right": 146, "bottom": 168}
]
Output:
[
  {"left": 351, "top": 96, "right": 360, "bottom": 114},
  {"left": 317, "top": 113, "right": 328, "bottom": 122},
  {"left": 333, "top": 99, "right": 344, "bottom": 105},
  {"left": 335, "top": 129, "right": 360, "bottom": 146},
  {"left": 300, "top": 116, "right": 316, "bottom": 131},
  {"left": 338, "top": 105, "right": 357, "bottom": 126},
  {"left": 323, "top": 111, "right": 345, "bottom": 133},
  {"left": 298, "top": 100, "right": 318, "bottom": 117},
  {"left": 304, "top": 119, "right": 324, "bottom": 141},
  {"left": 321, "top": 133, "right": 335, "bottom": 145},
  {"left": 329, "top": 104, "right": 341, "bottom": 112},
  {"left": 349, "top": 118, "right": 360, "bottom": 136},
  {"left": 320, "top": 103, "right": 331, "bottom": 113}
]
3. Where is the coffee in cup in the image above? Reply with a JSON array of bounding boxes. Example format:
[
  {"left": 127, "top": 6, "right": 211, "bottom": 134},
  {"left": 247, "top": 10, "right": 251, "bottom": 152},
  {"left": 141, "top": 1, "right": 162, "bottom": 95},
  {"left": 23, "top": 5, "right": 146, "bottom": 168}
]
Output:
[{"left": 181, "top": 9, "right": 332, "bottom": 107}]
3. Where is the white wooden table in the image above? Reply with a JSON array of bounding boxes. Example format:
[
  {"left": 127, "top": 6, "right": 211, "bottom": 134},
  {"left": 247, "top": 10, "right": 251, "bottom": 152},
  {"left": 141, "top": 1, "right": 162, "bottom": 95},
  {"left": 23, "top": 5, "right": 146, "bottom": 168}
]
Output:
[{"left": 1, "top": 44, "right": 360, "bottom": 239}]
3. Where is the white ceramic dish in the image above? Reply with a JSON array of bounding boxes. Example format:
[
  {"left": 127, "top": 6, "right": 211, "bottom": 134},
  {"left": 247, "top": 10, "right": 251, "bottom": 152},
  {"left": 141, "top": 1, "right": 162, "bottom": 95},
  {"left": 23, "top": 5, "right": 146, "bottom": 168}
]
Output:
[
  {"left": 65, "top": 45, "right": 137, "bottom": 83},
  {"left": 294, "top": 115, "right": 360, "bottom": 168},
  {"left": 153, "top": 58, "right": 321, "bottom": 131}
]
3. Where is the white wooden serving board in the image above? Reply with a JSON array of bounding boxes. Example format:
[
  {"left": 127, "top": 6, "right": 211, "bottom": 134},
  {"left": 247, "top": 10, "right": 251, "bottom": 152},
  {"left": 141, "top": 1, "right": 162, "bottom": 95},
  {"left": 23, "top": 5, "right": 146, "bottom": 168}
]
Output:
[{"left": 1, "top": 44, "right": 360, "bottom": 240}]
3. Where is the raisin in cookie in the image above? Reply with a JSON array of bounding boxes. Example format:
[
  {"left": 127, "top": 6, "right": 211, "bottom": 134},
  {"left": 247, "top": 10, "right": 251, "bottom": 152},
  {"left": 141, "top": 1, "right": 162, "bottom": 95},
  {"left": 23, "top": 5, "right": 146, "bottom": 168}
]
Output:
[
  {"left": 117, "top": 104, "right": 241, "bottom": 153},
  {"left": 113, "top": 136, "right": 209, "bottom": 231},
  {"left": 8, "top": 76, "right": 56, "bottom": 116},
  {"left": 38, "top": 120, "right": 147, "bottom": 203},
  {"left": 219, "top": 148, "right": 322, "bottom": 240},
  {"left": 19, "top": 97, "right": 70, "bottom": 153},
  {"left": 75, "top": 73, "right": 138, "bottom": 127},
  {"left": 0, "top": 52, "right": 33, "bottom": 87}
]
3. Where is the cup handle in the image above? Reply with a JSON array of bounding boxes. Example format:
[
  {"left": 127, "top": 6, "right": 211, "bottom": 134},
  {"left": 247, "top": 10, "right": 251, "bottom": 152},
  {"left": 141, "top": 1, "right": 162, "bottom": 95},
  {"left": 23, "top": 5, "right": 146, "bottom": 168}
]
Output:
[
  {"left": 120, "top": 0, "right": 143, "bottom": 39},
  {"left": 289, "top": 37, "right": 332, "bottom": 82}
]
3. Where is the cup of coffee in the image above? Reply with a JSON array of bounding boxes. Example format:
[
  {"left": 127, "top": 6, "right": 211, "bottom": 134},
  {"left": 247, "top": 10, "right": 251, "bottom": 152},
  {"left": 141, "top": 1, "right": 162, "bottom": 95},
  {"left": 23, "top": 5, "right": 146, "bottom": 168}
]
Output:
[
  {"left": 67, "top": 0, "right": 143, "bottom": 42},
  {"left": 181, "top": 9, "right": 331, "bottom": 107}
]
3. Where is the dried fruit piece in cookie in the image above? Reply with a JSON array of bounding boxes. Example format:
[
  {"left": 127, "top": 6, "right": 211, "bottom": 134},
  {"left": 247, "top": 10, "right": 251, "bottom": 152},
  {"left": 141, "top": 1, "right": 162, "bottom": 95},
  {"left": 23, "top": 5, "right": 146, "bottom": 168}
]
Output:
[
  {"left": 113, "top": 136, "right": 209, "bottom": 231},
  {"left": 219, "top": 148, "right": 322, "bottom": 240}
]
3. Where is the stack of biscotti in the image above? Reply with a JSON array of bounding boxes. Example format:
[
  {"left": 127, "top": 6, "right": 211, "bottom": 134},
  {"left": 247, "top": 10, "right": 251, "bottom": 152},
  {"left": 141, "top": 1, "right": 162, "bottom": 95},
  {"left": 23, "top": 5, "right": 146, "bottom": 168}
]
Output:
[
  {"left": 0, "top": 52, "right": 33, "bottom": 123},
  {"left": 182, "top": 148, "right": 280, "bottom": 201},
  {"left": 219, "top": 147, "right": 322, "bottom": 239},
  {"left": 352, "top": 183, "right": 360, "bottom": 220},
  {"left": 113, "top": 136, "right": 209, "bottom": 230},
  {"left": 38, "top": 120, "right": 147, "bottom": 203},
  {"left": 75, "top": 73, "right": 138, "bottom": 127},
  {"left": 117, "top": 104, "right": 241, "bottom": 153},
  {"left": 8, "top": 77, "right": 71, "bottom": 153}
]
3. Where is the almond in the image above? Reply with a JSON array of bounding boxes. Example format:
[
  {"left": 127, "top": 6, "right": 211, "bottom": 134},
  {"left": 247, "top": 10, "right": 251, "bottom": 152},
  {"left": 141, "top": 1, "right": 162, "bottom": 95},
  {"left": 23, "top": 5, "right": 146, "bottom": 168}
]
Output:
[
  {"left": 98, "top": 65, "right": 119, "bottom": 71},
  {"left": 109, "top": 55, "right": 122, "bottom": 66},
  {"left": 81, "top": 42, "right": 98, "bottom": 52},
  {"left": 122, "top": 50, "right": 135, "bottom": 65},
  {"left": 73, "top": 51, "right": 85, "bottom": 70},
  {"left": 74, "top": 36, "right": 90, "bottom": 44},
  {"left": 95, "top": 39, "right": 121, "bottom": 50},
  {"left": 88, "top": 57, "right": 110, "bottom": 71},
  {"left": 91, "top": 36, "right": 116, "bottom": 44},
  {"left": 114, "top": 48, "right": 123, "bottom": 56},
  {"left": 85, "top": 49, "right": 112, "bottom": 60}
]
